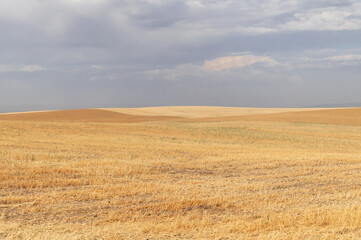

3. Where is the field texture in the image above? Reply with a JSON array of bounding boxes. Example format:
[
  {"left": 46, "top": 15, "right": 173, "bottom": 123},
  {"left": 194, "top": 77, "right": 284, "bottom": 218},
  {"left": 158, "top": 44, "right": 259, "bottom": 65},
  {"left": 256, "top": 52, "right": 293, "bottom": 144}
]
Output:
[
  {"left": 0, "top": 107, "right": 361, "bottom": 239},
  {"left": 101, "top": 106, "right": 326, "bottom": 118}
]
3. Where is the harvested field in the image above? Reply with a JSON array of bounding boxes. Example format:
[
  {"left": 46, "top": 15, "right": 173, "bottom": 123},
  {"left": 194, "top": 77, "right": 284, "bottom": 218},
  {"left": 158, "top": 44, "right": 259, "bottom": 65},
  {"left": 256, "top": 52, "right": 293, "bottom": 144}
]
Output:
[
  {"left": 0, "top": 107, "right": 360, "bottom": 239},
  {"left": 0, "top": 109, "right": 182, "bottom": 123},
  {"left": 200, "top": 107, "right": 361, "bottom": 126},
  {"left": 102, "top": 106, "right": 326, "bottom": 118}
]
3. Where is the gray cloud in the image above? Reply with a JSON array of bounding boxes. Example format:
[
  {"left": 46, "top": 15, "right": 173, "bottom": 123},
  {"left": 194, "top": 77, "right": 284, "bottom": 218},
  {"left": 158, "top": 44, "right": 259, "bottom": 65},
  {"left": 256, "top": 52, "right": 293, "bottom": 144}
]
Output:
[{"left": 1, "top": 0, "right": 361, "bottom": 112}]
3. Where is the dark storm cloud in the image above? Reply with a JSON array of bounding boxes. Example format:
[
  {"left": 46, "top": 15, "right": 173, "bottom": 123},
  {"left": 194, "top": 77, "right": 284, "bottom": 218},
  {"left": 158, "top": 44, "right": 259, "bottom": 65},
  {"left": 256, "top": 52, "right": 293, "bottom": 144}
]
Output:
[{"left": 1, "top": 0, "right": 361, "bottom": 112}]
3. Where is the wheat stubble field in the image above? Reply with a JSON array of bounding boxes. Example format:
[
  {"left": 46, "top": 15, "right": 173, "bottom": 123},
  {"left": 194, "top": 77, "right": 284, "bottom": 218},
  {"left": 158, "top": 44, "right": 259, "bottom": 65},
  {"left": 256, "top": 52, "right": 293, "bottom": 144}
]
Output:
[{"left": 0, "top": 107, "right": 361, "bottom": 239}]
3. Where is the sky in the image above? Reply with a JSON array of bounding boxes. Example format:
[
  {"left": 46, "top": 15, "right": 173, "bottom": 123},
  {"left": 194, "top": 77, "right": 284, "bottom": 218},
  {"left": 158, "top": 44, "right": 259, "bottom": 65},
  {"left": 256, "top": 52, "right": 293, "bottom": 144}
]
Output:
[{"left": 1, "top": 0, "right": 361, "bottom": 112}]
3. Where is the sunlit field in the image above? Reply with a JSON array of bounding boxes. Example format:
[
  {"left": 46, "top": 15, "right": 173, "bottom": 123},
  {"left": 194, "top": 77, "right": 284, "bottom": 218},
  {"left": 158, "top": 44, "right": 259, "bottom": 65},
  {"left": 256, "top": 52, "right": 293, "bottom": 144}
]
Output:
[{"left": 1, "top": 107, "right": 361, "bottom": 239}]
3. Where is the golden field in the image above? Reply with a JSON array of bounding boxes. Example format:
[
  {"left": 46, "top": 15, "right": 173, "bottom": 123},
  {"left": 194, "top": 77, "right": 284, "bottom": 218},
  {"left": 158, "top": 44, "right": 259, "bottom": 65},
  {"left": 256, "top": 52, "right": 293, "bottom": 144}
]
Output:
[
  {"left": 100, "top": 106, "right": 327, "bottom": 118},
  {"left": 0, "top": 107, "right": 361, "bottom": 239}
]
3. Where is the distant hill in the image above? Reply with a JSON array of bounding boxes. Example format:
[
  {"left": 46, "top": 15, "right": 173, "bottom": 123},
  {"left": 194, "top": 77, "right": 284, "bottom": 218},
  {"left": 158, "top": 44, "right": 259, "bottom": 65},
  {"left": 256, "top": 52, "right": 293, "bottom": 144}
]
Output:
[
  {"left": 0, "top": 109, "right": 183, "bottom": 123},
  {"left": 102, "top": 106, "right": 324, "bottom": 118},
  {"left": 202, "top": 107, "right": 361, "bottom": 126},
  {"left": 2, "top": 107, "right": 361, "bottom": 125},
  {"left": 0, "top": 107, "right": 319, "bottom": 122},
  {"left": 0, "top": 105, "right": 60, "bottom": 114}
]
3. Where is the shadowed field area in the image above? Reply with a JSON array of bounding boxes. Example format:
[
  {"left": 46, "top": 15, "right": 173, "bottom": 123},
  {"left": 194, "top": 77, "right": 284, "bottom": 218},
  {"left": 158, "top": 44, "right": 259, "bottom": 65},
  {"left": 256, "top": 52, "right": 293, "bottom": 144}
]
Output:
[
  {"left": 0, "top": 109, "right": 182, "bottom": 123},
  {"left": 0, "top": 107, "right": 361, "bottom": 239}
]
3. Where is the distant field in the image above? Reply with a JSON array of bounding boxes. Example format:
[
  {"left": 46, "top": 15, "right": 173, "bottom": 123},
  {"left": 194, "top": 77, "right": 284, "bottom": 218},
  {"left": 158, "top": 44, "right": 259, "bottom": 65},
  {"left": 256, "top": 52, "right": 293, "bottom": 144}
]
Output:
[
  {"left": 101, "top": 106, "right": 327, "bottom": 118},
  {"left": 0, "top": 109, "right": 182, "bottom": 123},
  {"left": 0, "top": 107, "right": 361, "bottom": 239},
  {"left": 195, "top": 107, "right": 361, "bottom": 125}
]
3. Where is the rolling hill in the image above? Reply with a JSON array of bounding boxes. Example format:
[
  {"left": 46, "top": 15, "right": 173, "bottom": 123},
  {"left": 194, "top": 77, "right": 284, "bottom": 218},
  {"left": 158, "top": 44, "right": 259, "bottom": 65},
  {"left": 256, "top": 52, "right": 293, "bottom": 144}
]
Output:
[
  {"left": 1, "top": 107, "right": 360, "bottom": 126},
  {"left": 0, "top": 109, "right": 182, "bottom": 123},
  {"left": 200, "top": 107, "right": 361, "bottom": 125}
]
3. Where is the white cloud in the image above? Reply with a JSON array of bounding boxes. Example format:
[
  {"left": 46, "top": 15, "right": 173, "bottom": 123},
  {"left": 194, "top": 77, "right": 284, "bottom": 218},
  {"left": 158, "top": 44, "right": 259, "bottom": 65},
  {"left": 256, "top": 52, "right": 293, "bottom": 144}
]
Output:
[
  {"left": 202, "top": 55, "right": 277, "bottom": 71},
  {"left": 281, "top": 6, "right": 361, "bottom": 31},
  {"left": 91, "top": 65, "right": 106, "bottom": 70},
  {"left": 143, "top": 64, "right": 203, "bottom": 81},
  {"left": 0, "top": 64, "right": 46, "bottom": 73},
  {"left": 324, "top": 55, "right": 361, "bottom": 61}
]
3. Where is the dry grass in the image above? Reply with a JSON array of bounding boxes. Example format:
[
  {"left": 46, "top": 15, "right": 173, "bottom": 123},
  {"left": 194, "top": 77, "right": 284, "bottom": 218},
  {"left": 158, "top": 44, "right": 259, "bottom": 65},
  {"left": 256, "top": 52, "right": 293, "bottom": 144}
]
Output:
[
  {"left": 200, "top": 107, "right": 361, "bottom": 126},
  {"left": 0, "top": 108, "right": 361, "bottom": 239},
  {"left": 0, "top": 109, "right": 182, "bottom": 123},
  {"left": 102, "top": 106, "right": 327, "bottom": 118}
]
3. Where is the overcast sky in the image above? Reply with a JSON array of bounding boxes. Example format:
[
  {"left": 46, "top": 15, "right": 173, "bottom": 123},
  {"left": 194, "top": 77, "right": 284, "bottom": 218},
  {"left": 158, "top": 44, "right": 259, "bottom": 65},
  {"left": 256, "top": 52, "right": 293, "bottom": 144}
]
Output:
[{"left": 1, "top": 0, "right": 361, "bottom": 112}]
